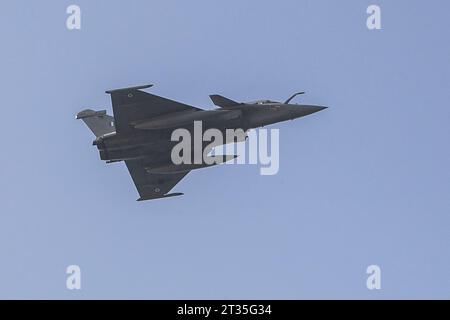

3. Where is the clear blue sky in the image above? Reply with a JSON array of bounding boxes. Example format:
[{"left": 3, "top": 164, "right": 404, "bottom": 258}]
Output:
[{"left": 0, "top": 0, "right": 449, "bottom": 299}]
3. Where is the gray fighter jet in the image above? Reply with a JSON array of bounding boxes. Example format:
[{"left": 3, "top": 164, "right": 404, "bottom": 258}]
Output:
[{"left": 77, "top": 84, "right": 326, "bottom": 201}]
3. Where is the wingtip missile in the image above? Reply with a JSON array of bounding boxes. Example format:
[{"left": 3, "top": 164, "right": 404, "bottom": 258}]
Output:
[
  {"left": 137, "top": 192, "right": 184, "bottom": 201},
  {"left": 105, "top": 84, "right": 153, "bottom": 94}
]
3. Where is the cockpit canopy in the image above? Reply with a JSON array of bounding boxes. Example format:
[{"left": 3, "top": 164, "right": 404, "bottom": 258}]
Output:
[{"left": 250, "top": 100, "right": 280, "bottom": 105}]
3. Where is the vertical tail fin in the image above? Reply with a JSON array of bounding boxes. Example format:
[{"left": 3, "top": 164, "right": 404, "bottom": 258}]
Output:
[
  {"left": 76, "top": 109, "right": 116, "bottom": 137},
  {"left": 209, "top": 95, "right": 240, "bottom": 108}
]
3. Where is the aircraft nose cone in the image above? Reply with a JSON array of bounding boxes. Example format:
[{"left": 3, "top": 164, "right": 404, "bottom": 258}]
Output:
[
  {"left": 313, "top": 106, "right": 328, "bottom": 112},
  {"left": 304, "top": 105, "right": 328, "bottom": 114},
  {"left": 289, "top": 105, "right": 327, "bottom": 119}
]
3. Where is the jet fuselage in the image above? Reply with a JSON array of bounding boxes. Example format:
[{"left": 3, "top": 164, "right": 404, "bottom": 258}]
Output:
[{"left": 94, "top": 102, "right": 326, "bottom": 162}]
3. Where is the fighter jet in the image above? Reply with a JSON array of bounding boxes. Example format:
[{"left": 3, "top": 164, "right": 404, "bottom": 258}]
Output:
[{"left": 77, "top": 84, "right": 326, "bottom": 201}]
